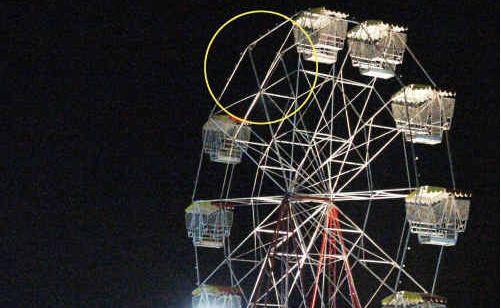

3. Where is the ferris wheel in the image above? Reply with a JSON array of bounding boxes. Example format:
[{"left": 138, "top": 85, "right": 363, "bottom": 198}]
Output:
[{"left": 185, "top": 7, "right": 471, "bottom": 308}]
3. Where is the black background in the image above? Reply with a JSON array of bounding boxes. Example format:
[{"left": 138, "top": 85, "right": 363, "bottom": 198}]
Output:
[{"left": 3, "top": 1, "right": 499, "bottom": 307}]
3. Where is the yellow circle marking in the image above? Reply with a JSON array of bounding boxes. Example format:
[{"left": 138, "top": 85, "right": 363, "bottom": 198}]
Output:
[{"left": 203, "top": 10, "right": 318, "bottom": 125}]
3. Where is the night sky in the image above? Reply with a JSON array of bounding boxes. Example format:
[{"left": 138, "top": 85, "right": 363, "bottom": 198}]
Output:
[{"left": 3, "top": 1, "right": 499, "bottom": 307}]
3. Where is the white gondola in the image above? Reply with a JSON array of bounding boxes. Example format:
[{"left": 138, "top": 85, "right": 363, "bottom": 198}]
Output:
[
  {"left": 293, "top": 7, "right": 349, "bottom": 64},
  {"left": 405, "top": 186, "right": 470, "bottom": 246},
  {"left": 185, "top": 201, "right": 234, "bottom": 248},
  {"left": 203, "top": 115, "right": 251, "bottom": 164},
  {"left": 391, "top": 84, "right": 455, "bottom": 145},
  {"left": 347, "top": 20, "right": 407, "bottom": 79},
  {"left": 381, "top": 291, "right": 447, "bottom": 308},
  {"left": 192, "top": 285, "right": 242, "bottom": 308}
]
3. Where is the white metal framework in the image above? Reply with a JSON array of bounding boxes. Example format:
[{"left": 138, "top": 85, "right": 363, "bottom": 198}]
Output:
[{"left": 187, "top": 7, "right": 469, "bottom": 308}]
